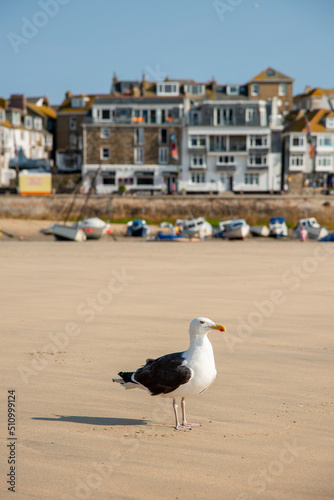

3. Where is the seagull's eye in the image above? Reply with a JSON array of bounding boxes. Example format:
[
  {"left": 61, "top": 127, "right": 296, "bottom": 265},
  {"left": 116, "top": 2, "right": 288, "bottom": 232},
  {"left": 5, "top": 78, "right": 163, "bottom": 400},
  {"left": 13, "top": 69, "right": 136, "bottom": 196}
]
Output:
[{"left": 200, "top": 321, "right": 205, "bottom": 324}]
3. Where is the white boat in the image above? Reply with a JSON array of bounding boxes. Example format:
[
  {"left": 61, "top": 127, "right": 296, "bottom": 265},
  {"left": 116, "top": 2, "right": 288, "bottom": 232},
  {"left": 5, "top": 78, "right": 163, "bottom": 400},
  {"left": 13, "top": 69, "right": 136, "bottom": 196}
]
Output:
[
  {"left": 52, "top": 224, "right": 86, "bottom": 242},
  {"left": 250, "top": 225, "right": 270, "bottom": 237},
  {"left": 77, "top": 217, "right": 112, "bottom": 239},
  {"left": 292, "top": 218, "right": 328, "bottom": 240},
  {"left": 175, "top": 217, "right": 212, "bottom": 238},
  {"left": 269, "top": 217, "right": 289, "bottom": 238},
  {"left": 216, "top": 219, "right": 250, "bottom": 240}
]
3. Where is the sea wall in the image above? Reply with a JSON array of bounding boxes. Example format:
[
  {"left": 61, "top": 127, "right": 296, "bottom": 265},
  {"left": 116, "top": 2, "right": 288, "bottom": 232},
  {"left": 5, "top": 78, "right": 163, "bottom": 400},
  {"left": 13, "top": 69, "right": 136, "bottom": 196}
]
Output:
[{"left": 0, "top": 194, "right": 333, "bottom": 227}]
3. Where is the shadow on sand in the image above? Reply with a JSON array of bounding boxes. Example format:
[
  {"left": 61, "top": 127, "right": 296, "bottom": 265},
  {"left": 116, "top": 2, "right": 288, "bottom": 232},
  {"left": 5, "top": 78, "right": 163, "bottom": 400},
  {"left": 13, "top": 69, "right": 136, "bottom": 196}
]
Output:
[{"left": 32, "top": 415, "right": 148, "bottom": 426}]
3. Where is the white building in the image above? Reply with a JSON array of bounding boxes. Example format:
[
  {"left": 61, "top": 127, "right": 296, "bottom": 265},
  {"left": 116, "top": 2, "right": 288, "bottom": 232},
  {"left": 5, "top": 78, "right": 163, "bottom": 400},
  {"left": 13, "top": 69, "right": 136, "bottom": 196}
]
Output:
[
  {"left": 179, "top": 97, "right": 283, "bottom": 193},
  {"left": 283, "top": 109, "right": 334, "bottom": 188}
]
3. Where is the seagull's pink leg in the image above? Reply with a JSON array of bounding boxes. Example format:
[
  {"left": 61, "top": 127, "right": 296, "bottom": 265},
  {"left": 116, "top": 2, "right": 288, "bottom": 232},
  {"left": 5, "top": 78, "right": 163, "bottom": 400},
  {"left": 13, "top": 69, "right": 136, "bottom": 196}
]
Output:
[{"left": 181, "top": 397, "right": 201, "bottom": 428}]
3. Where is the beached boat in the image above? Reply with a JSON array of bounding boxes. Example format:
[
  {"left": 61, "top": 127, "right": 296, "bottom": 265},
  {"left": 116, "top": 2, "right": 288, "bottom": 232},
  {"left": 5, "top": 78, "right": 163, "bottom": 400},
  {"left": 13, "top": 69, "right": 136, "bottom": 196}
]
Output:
[
  {"left": 269, "top": 217, "right": 289, "bottom": 238},
  {"left": 292, "top": 218, "right": 328, "bottom": 240},
  {"left": 175, "top": 217, "right": 212, "bottom": 238},
  {"left": 320, "top": 232, "right": 334, "bottom": 242},
  {"left": 215, "top": 219, "right": 250, "bottom": 240},
  {"left": 77, "top": 217, "right": 112, "bottom": 240},
  {"left": 250, "top": 225, "right": 269, "bottom": 237},
  {"left": 52, "top": 224, "right": 86, "bottom": 242},
  {"left": 126, "top": 219, "right": 149, "bottom": 237}
]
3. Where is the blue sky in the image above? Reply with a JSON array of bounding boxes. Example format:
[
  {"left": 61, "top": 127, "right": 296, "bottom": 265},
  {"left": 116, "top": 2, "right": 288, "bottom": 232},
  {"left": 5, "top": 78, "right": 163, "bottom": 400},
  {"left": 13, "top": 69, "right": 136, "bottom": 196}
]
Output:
[{"left": 1, "top": 0, "right": 333, "bottom": 105}]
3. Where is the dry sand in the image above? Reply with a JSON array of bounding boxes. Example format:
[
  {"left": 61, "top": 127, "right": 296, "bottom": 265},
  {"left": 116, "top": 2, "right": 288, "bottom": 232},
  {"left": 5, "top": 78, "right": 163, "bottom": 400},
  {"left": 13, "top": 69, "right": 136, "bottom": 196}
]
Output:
[{"left": 0, "top": 233, "right": 333, "bottom": 499}]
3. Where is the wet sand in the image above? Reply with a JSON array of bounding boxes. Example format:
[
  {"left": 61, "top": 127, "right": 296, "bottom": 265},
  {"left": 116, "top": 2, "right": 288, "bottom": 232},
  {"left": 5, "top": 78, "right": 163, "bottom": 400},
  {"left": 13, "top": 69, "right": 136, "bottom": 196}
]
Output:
[{"left": 0, "top": 236, "right": 333, "bottom": 499}]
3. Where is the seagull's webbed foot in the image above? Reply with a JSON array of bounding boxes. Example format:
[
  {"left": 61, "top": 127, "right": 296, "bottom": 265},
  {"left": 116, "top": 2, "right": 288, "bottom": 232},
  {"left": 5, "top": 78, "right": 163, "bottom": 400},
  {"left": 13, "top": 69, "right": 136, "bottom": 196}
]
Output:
[{"left": 173, "top": 397, "right": 202, "bottom": 430}]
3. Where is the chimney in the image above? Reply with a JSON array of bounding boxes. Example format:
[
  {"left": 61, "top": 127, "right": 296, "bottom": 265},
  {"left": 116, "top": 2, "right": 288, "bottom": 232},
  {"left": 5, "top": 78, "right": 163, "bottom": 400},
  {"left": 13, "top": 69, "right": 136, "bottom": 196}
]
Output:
[
  {"left": 65, "top": 90, "right": 73, "bottom": 99},
  {"left": 9, "top": 94, "right": 26, "bottom": 112},
  {"left": 211, "top": 77, "right": 217, "bottom": 93},
  {"left": 304, "top": 85, "right": 312, "bottom": 94}
]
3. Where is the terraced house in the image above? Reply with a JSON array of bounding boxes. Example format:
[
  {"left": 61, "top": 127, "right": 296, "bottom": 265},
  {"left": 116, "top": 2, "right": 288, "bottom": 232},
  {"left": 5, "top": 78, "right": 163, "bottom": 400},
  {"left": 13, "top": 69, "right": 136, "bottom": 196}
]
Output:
[
  {"left": 82, "top": 91, "right": 184, "bottom": 194},
  {"left": 283, "top": 109, "right": 334, "bottom": 191},
  {"left": 76, "top": 67, "right": 294, "bottom": 194},
  {"left": 0, "top": 94, "right": 54, "bottom": 188}
]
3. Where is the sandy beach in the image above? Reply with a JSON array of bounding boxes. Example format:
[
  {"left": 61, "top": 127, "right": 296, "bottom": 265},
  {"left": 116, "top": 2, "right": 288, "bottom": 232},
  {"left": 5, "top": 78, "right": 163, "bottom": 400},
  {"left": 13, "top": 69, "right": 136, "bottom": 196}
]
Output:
[{"left": 0, "top": 235, "right": 333, "bottom": 499}]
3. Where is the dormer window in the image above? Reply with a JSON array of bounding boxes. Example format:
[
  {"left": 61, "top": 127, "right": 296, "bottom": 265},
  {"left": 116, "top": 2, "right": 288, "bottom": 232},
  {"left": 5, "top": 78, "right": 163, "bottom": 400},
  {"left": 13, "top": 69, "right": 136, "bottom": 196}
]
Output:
[
  {"left": 0, "top": 109, "right": 5, "bottom": 122},
  {"left": 226, "top": 85, "right": 239, "bottom": 96},
  {"left": 266, "top": 69, "right": 275, "bottom": 76},
  {"left": 71, "top": 97, "right": 87, "bottom": 108},
  {"left": 156, "top": 82, "right": 179, "bottom": 96},
  {"left": 326, "top": 117, "right": 334, "bottom": 130},
  {"left": 184, "top": 84, "right": 205, "bottom": 95}
]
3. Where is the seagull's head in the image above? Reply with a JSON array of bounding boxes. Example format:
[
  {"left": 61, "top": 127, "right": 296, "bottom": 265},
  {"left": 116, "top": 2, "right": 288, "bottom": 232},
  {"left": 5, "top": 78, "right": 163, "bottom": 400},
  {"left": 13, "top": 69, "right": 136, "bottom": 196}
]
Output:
[{"left": 189, "top": 317, "right": 225, "bottom": 337}]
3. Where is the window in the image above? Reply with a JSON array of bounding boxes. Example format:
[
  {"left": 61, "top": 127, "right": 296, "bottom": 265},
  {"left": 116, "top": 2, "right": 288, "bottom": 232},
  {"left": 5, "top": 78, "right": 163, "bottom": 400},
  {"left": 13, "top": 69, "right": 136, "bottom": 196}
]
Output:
[
  {"left": 102, "top": 174, "right": 115, "bottom": 185},
  {"left": 159, "top": 129, "right": 168, "bottom": 145},
  {"left": 134, "top": 128, "right": 144, "bottom": 145},
  {"left": 69, "top": 134, "right": 77, "bottom": 148},
  {"left": 226, "top": 85, "right": 239, "bottom": 95},
  {"left": 11, "top": 112, "right": 21, "bottom": 126},
  {"left": 317, "top": 156, "right": 332, "bottom": 167},
  {"left": 102, "top": 109, "right": 111, "bottom": 120},
  {"left": 290, "top": 155, "right": 304, "bottom": 167},
  {"left": 150, "top": 110, "right": 156, "bottom": 124},
  {"left": 250, "top": 136, "right": 268, "bottom": 147},
  {"left": 292, "top": 136, "right": 304, "bottom": 147},
  {"left": 185, "top": 84, "right": 205, "bottom": 95},
  {"left": 134, "top": 147, "right": 144, "bottom": 164},
  {"left": 101, "top": 147, "right": 110, "bottom": 160},
  {"left": 0, "top": 109, "right": 5, "bottom": 122},
  {"left": 244, "top": 173, "right": 259, "bottom": 185},
  {"left": 246, "top": 108, "right": 256, "bottom": 123},
  {"left": 216, "top": 108, "right": 233, "bottom": 126},
  {"left": 191, "top": 155, "right": 205, "bottom": 167},
  {"left": 161, "top": 109, "right": 173, "bottom": 124},
  {"left": 34, "top": 117, "right": 42, "bottom": 130},
  {"left": 69, "top": 116, "right": 77, "bottom": 130},
  {"left": 189, "top": 136, "right": 206, "bottom": 147},
  {"left": 191, "top": 111, "right": 200, "bottom": 125},
  {"left": 71, "top": 97, "right": 86, "bottom": 108},
  {"left": 217, "top": 156, "right": 234, "bottom": 164},
  {"left": 278, "top": 83, "right": 287, "bottom": 96},
  {"left": 210, "top": 135, "right": 226, "bottom": 152},
  {"left": 118, "top": 177, "right": 134, "bottom": 185},
  {"left": 326, "top": 118, "right": 334, "bottom": 129},
  {"left": 191, "top": 173, "right": 206, "bottom": 183},
  {"left": 156, "top": 82, "right": 179, "bottom": 96},
  {"left": 251, "top": 83, "right": 259, "bottom": 96},
  {"left": 25, "top": 116, "right": 32, "bottom": 129},
  {"left": 100, "top": 128, "right": 110, "bottom": 139},
  {"left": 318, "top": 136, "right": 332, "bottom": 147},
  {"left": 159, "top": 147, "right": 169, "bottom": 164},
  {"left": 249, "top": 154, "right": 267, "bottom": 166}
]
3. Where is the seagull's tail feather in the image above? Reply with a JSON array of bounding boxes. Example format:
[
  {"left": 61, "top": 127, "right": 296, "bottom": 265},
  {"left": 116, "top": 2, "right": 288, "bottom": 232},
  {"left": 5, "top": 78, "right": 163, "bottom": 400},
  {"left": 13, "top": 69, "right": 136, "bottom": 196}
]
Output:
[{"left": 113, "top": 371, "right": 139, "bottom": 390}]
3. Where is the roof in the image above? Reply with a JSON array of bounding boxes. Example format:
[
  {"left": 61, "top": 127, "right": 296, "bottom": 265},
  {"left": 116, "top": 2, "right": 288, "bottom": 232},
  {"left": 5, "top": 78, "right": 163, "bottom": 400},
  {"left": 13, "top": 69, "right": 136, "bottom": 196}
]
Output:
[
  {"left": 284, "top": 109, "right": 334, "bottom": 134},
  {"left": 294, "top": 87, "right": 334, "bottom": 101},
  {"left": 27, "top": 102, "right": 57, "bottom": 119},
  {"left": 93, "top": 95, "right": 185, "bottom": 105},
  {"left": 250, "top": 67, "right": 294, "bottom": 83},
  {"left": 58, "top": 94, "right": 95, "bottom": 114}
]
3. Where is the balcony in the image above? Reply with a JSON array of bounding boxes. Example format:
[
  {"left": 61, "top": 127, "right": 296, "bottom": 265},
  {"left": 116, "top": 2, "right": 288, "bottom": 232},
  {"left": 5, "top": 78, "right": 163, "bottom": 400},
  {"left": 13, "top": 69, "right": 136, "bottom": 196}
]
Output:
[
  {"left": 189, "top": 164, "right": 207, "bottom": 171},
  {"left": 216, "top": 164, "right": 236, "bottom": 172}
]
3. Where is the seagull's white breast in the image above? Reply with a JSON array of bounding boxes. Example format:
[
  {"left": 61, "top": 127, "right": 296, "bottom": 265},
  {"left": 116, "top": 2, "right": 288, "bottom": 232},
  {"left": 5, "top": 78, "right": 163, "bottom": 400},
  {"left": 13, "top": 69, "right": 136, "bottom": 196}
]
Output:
[{"left": 166, "top": 335, "right": 217, "bottom": 398}]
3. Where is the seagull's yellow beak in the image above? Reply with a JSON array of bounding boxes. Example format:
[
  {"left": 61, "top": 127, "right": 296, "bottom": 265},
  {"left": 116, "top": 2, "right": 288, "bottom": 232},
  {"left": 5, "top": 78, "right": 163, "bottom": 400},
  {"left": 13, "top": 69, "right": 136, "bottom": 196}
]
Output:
[{"left": 210, "top": 323, "right": 225, "bottom": 332}]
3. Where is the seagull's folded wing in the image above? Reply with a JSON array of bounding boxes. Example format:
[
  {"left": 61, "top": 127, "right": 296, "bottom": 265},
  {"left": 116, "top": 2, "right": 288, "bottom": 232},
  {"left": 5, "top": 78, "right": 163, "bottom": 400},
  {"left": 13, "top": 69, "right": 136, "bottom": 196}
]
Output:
[{"left": 134, "top": 352, "right": 192, "bottom": 395}]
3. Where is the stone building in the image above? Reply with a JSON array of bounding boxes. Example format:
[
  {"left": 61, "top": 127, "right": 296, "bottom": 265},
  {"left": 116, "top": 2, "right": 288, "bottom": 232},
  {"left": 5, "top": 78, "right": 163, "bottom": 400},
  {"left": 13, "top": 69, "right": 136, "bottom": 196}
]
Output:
[
  {"left": 82, "top": 95, "right": 185, "bottom": 194},
  {"left": 56, "top": 91, "right": 94, "bottom": 172}
]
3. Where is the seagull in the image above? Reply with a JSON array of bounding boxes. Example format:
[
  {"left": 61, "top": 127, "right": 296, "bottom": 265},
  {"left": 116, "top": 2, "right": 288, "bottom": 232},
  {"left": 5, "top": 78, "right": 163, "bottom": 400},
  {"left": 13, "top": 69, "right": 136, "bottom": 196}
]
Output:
[{"left": 113, "top": 317, "right": 225, "bottom": 430}]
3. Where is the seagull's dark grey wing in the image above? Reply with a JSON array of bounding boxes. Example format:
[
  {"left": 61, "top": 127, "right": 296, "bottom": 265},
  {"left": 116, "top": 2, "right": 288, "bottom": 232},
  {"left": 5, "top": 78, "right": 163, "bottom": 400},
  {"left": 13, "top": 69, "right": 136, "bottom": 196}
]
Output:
[{"left": 133, "top": 352, "right": 192, "bottom": 395}]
